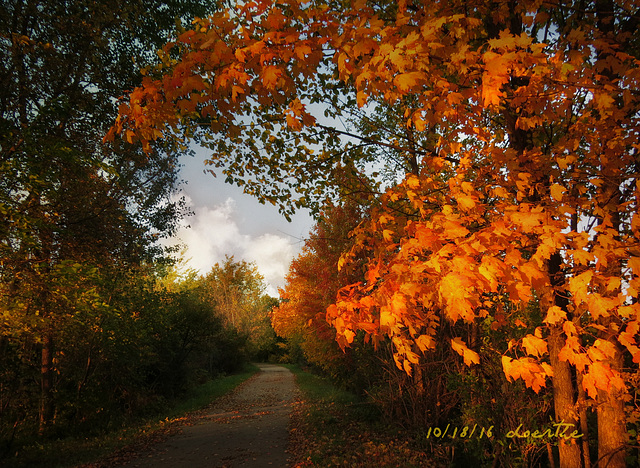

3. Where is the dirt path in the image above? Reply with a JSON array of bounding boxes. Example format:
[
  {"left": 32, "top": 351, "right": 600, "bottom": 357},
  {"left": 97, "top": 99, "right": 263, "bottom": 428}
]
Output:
[{"left": 120, "top": 364, "right": 297, "bottom": 468}]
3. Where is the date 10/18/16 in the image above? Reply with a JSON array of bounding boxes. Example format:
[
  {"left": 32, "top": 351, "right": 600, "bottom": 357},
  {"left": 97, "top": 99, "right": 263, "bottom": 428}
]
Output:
[
  {"left": 426, "top": 424, "right": 493, "bottom": 440},
  {"left": 426, "top": 421, "right": 583, "bottom": 440}
]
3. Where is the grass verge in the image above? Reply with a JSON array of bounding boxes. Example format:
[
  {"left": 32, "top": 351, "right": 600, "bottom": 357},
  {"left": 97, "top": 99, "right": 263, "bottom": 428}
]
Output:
[
  {"left": 285, "top": 365, "right": 437, "bottom": 468},
  {"left": 3, "top": 363, "right": 260, "bottom": 468}
]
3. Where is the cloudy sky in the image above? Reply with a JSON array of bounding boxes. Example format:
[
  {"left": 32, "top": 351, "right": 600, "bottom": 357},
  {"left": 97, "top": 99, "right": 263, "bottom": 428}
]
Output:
[{"left": 163, "top": 146, "right": 315, "bottom": 297}]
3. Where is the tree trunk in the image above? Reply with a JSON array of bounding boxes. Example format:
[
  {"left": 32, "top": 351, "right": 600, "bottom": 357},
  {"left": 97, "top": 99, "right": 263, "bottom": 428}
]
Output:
[
  {"left": 576, "top": 370, "right": 592, "bottom": 468},
  {"left": 39, "top": 331, "right": 54, "bottom": 435},
  {"left": 593, "top": 182, "right": 627, "bottom": 466},
  {"left": 595, "top": 314, "right": 627, "bottom": 467},
  {"left": 596, "top": 376, "right": 627, "bottom": 467},
  {"left": 547, "top": 322, "right": 583, "bottom": 467},
  {"left": 545, "top": 253, "right": 584, "bottom": 468}
]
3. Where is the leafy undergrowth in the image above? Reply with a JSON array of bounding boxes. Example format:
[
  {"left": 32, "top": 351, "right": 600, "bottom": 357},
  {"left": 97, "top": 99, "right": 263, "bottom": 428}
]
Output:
[
  {"left": 3, "top": 364, "right": 260, "bottom": 468},
  {"left": 286, "top": 365, "right": 439, "bottom": 468}
]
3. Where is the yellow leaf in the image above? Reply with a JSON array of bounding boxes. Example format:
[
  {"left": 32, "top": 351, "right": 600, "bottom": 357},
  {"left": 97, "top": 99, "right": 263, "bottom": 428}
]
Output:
[
  {"left": 231, "top": 85, "right": 244, "bottom": 102},
  {"left": 403, "top": 359, "right": 413, "bottom": 375},
  {"left": 569, "top": 270, "right": 593, "bottom": 303},
  {"left": 343, "top": 328, "right": 356, "bottom": 344},
  {"left": 592, "top": 338, "right": 617, "bottom": 359},
  {"left": 478, "top": 263, "right": 499, "bottom": 292},
  {"left": 365, "top": 262, "right": 381, "bottom": 284},
  {"left": 380, "top": 306, "right": 396, "bottom": 329},
  {"left": 125, "top": 129, "right": 135, "bottom": 144},
  {"left": 563, "top": 320, "right": 577, "bottom": 335},
  {"left": 412, "top": 113, "right": 426, "bottom": 131},
  {"left": 587, "top": 293, "right": 619, "bottom": 321},
  {"left": 234, "top": 48, "right": 247, "bottom": 62},
  {"left": 519, "top": 261, "right": 546, "bottom": 287},
  {"left": 594, "top": 92, "right": 615, "bottom": 111},
  {"left": 488, "top": 32, "right": 519, "bottom": 50},
  {"left": 295, "top": 44, "right": 312, "bottom": 60},
  {"left": 406, "top": 349, "right": 420, "bottom": 364},
  {"left": 439, "top": 273, "right": 468, "bottom": 301},
  {"left": 406, "top": 175, "right": 420, "bottom": 189},
  {"left": 447, "top": 298, "right": 475, "bottom": 322},
  {"left": 442, "top": 218, "right": 470, "bottom": 239},
  {"left": 492, "top": 186, "right": 510, "bottom": 198},
  {"left": 502, "top": 355, "right": 514, "bottom": 376},
  {"left": 481, "top": 52, "right": 511, "bottom": 106},
  {"left": 389, "top": 293, "right": 407, "bottom": 315},
  {"left": 540, "top": 362, "right": 554, "bottom": 377},
  {"left": 571, "top": 249, "right": 595, "bottom": 265}
]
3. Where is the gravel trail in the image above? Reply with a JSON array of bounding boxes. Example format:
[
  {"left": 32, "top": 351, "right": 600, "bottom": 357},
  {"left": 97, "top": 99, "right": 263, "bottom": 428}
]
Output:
[{"left": 120, "top": 364, "right": 297, "bottom": 468}]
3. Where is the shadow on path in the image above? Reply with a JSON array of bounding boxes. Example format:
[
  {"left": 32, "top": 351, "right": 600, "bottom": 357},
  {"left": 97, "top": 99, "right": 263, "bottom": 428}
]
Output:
[{"left": 120, "top": 364, "right": 297, "bottom": 468}]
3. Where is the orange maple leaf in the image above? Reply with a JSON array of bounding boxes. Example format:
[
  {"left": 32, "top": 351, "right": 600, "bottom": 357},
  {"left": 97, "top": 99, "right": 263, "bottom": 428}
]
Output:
[
  {"left": 416, "top": 334, "right": 435, "bottom": 352},
  {"left": 393, "top": 71, "right": 425, "bottom": 92},
  {"left": 502, "top": 356, "right": 550, "bottom": 393},
  {"left": 543, "top": 305, "right": 567, "bottom": 325},
  {"left": 550, "top": 183, "right": 566, "bottom": 201},
  {"left": 262, "top": 65, "right": 282, "bottom": 89},
  {"left": 522, "top": 334, "right": 548, "bottom": 357},
  {"left": 451, "top": 337, "right": 480, "bottom": 366},
  {"left": 582, "top": 361, "right": 626, "bottom": 399}
]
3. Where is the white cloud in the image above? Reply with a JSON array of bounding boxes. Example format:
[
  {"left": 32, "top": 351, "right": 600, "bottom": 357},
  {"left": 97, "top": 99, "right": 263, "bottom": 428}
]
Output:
[
  {"left": 245, "top": 233, "right": 296, "bottom": 293},
  {"left": 164, "top": 194, "right": 301, "bottom": 297},
  {"left": 163, "top": 148, "right": 314, "bottom": 297}
]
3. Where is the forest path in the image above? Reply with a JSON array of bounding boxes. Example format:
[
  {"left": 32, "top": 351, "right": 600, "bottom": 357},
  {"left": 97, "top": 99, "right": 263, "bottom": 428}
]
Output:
[{"left": 119, "top": 364, "right": 297, "bottom": 468}]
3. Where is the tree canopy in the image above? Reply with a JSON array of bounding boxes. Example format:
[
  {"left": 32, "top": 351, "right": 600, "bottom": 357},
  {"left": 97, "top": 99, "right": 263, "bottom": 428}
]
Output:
[{"left": 112, "top": 0, "right": 640, "bottom": 466}]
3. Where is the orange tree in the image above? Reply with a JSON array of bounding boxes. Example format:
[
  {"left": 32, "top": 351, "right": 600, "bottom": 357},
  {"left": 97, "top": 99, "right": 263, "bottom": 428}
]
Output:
[
  {"left": 111, "top": 1, "right": 640, "bottom": 466},
  {"left": 271, "top": 202, "right": 384, "bottom": 390}
]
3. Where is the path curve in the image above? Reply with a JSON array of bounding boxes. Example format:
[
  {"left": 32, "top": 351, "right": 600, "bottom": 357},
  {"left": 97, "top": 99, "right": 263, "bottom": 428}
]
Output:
[{"left": 121, "top": 364, "right": 297, "bottom": 468}]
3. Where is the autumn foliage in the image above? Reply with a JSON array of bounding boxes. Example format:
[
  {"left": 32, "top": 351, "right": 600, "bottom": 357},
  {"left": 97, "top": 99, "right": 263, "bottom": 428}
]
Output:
[
  {"left": 271, "top": 203, "right": 379, "bottom": 386},
  {"left": 112, "top": 0, "right": 640, "bottom": 465}
]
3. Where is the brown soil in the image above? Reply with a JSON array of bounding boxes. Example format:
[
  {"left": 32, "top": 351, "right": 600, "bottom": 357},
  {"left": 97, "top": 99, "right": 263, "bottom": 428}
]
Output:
[{"left": 115, "top": 364, "right": 298, "bottom": 468}]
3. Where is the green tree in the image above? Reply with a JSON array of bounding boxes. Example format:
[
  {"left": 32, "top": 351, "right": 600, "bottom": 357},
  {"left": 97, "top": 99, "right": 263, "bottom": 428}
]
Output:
[
  {"left": 0, "top": 0, "right": 210, "bottom": 438},
  {"left": 197, "top": 256, "right": 277, "bottom": 360}
]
